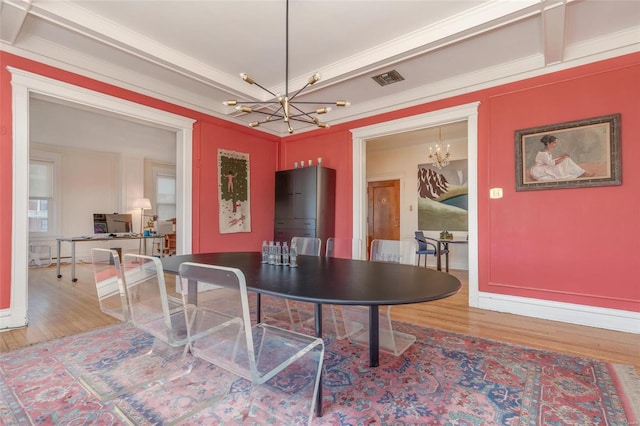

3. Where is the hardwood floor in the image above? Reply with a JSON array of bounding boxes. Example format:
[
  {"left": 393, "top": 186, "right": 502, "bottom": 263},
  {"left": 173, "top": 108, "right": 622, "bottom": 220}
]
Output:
[{"left": 2, "top": 264, "right": 639, "bottom": 372}]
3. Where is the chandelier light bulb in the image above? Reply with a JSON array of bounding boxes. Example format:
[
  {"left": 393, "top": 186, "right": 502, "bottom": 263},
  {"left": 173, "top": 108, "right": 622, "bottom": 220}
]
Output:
[
  {"left": 308, "top": 73, "right": 321, "bottom": 85},
  {"left": 223, "top": 100, "right": 237, "bottom": 106},
  {"left": 336, "top": 101, "right": 350, "bottom": 107},
  {"left": 240, "top": 73, "right": 255, "bottom": 84}
]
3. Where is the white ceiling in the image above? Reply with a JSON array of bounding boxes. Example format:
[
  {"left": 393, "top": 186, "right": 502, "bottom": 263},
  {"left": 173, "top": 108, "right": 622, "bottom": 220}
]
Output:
[{"left": 2, "top": 0, "right": 639, "bottom": 137}]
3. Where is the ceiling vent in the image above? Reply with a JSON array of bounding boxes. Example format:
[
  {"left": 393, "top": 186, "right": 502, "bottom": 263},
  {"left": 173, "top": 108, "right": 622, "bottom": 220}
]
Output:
[{"left": 371, "top": 70, "right": 405, "bottom": 86}]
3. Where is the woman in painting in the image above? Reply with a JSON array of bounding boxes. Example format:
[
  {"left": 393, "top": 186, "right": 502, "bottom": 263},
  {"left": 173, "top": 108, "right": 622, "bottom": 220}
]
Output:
[{"left": 530, "top": 135, "right": 587, "bottom": 181}]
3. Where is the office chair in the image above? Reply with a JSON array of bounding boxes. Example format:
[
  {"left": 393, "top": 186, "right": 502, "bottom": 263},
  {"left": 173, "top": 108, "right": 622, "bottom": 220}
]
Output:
[{"left": 414, "top": 230, "right": 438, "bottom": 268}]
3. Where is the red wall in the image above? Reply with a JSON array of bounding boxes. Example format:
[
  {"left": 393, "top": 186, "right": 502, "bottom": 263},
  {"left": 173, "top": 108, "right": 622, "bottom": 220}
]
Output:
[
  {"left": 1, "top": 50, "right": 639, "bottom": 314},
  {"left": 481, "top": 58, "right": 640, "bottom": 312},
  {"left": 277, "top": 53, "right": 640, "bottom": 313}
]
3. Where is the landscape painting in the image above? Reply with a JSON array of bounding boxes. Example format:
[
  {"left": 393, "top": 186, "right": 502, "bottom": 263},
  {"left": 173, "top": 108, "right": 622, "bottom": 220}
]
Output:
[{"left": 417, "top": 159, "right": 468, "bottom": 231}]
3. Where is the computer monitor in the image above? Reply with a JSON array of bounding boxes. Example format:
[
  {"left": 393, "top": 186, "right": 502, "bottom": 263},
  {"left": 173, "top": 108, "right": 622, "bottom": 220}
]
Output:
[{"left": 93, "top": 213, "right": 133, "bottom": 234}]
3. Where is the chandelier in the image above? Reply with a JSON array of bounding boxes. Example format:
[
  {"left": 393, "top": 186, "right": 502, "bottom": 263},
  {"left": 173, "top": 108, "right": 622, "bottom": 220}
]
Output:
[
  {"left": 428, "top": 128, "right": 451, "bottom": 169},
  {"left": 224, "top": 0, "right": 350, "bottom": 134}
]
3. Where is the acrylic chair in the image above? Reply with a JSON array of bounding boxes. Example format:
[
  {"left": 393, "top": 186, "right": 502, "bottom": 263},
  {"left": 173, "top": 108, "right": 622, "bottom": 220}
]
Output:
[
  {"left": 341, "top": 239, "right": 418, "bottom": 356},
  {"left": 90, "top": 248, "right": 129, "bottom": 322},
  {"left": 80, "top": 254, "right": 193, "bottom": 402},
  {"left": 261, "top": 237, "right": 322, "bottom": 328},
  {"left": 414, "top": 231, "right": 443, "bottom": 268},
  {"left": 310, "top": 237, "right": 364, "bottom": 339},
  {"left": 292, "top": 236, "right": 322, "bottom": 257},
  {"left": 178, "top": 262, "right": 325, "bottom": 425}
]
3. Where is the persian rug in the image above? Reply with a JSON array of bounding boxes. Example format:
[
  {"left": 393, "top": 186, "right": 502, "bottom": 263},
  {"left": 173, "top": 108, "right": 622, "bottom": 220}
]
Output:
[{"left": 1, "top": 318, "right": 638, "bottom": 425}]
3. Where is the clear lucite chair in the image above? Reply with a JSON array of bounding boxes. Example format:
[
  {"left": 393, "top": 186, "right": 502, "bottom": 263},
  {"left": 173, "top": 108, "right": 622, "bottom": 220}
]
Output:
[
  {"left": 178, "top": 262, "right": 325, "bottom": 425},
  {"left": 80, "top": 254, "right": 193, "bottom": 402},
  {"left": 262, "top": 237, "right": 322, "bottom": 328},
  {"left": 291, "top": 236, "right": 322, "bottom": 257},
  {"left": 320, "top": 238, "right": 364, "bottom": 339},
  {"left": 90, "top": 248, "right": 129, "bottom": 322},
  {"left": 341, "top": 239, "right": 418, "bottom": 356}
]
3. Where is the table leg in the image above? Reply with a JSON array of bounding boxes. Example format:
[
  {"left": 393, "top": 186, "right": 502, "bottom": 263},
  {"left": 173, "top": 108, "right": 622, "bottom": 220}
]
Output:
[
  {"left": 256, "top": 294, "right": 262, "bottom": 323},
  {"left": 56, "top": 239, "right": 62, "bottom": 279},
  {"left": 187, "top": 279, "right": 198, "bottom": 305},
  {"left": 436, "top": 242, "right": 442, "bottom": 271},
  {"left": 444, "top": 242, "right": 449, "bottom": 272},
  {"left": 369, "top": 305, "right": 379, "bottom": 367},
  {"left": 71, "top": 241, "right": 77, "bottom": 282},
  {"left": 314, "top": 303, "right": 323, "bottom": 417}
]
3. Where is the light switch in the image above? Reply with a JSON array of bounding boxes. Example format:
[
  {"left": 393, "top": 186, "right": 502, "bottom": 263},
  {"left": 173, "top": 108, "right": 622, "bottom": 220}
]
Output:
[{"left": 489, "top": 188, "right": 503, "bottom": 199}]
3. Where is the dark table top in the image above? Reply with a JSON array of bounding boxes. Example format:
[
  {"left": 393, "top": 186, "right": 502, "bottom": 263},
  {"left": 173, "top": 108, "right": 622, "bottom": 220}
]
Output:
[{"left": 161, "top": 252, "right": 461, "bottom": 306}]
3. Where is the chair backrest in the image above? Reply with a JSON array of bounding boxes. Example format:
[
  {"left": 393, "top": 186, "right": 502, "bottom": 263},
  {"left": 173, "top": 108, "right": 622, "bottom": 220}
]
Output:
[
  {"left": 91, "top": 248, "right": 129, "bottom": 322},
  {"left": 326, "top": 237, "right": 362, "bottom": 259},
  {"left": 121, "top": 253, "right": 190, "bottom": 347},
  {"left": 291, "top": 236, "right": 322, "bottom": 256},
  {"left": 369, "top": 239, "right": 417, "bottom": 265}
]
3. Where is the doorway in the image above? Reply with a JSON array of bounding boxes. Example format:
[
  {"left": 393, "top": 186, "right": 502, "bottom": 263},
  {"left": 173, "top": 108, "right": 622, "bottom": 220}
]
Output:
[
  {"left": 6, "top": 67, "right": 195, "bottom": 330},
  {"left": 367, "top": 179, "right": 400, "bottom": 257},
  {"left": 351, "top": 102, "right": 480, "bottom": 307}
]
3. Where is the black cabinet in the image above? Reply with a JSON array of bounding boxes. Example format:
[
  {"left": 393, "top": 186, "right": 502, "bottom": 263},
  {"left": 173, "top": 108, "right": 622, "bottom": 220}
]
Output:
[{"left": 274, "top": 166, "right": 335, "bottom": 244}]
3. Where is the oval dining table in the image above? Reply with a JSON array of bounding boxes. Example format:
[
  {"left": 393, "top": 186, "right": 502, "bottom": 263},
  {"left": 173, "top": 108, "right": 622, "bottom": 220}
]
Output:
[{"left": 161, "top": 251, "right": 461, "bottom": 417}]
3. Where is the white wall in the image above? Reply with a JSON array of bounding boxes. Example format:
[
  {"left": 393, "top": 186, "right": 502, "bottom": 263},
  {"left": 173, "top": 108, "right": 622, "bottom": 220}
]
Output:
[
  {"left": 30, "top": 144, "right": 146, "bottom": 261},
  {"left": 367, "top": 138, "right": 469, "bottom": 270},
  {"left": 28, "top": 97, "right": 177, "bottom": 262}
]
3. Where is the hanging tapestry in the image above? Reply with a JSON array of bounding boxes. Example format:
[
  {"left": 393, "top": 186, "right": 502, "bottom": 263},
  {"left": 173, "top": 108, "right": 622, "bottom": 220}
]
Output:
[
  {"left": 417, "top": 159, "right": 468, "bottom": 231},
  {"left": 218, "top": 149, "right": 251, "bottom": 234}
]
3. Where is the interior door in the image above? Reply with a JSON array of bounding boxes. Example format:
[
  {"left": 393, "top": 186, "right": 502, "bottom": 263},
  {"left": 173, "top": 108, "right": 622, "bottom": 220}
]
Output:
[{"left": 367, "top": 179, "right": 400, "bottom": 258}]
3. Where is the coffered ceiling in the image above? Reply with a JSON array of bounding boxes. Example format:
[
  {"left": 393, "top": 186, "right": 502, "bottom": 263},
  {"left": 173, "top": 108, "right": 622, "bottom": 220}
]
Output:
[{"left": 2, "top": 0, "right": 639, "bottom": 136}]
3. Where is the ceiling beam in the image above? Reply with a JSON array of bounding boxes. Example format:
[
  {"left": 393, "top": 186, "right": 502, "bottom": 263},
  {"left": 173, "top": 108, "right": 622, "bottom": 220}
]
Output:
[
  {"left": 0, "top": 0, "right": 32, "bottom": 45},
  {"left": 541, "top": 0, "right": 568, "bottom": 65}
]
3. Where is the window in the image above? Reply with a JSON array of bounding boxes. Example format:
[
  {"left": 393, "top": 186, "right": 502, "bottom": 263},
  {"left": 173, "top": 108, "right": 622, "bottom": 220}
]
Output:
[
  {"left": 155, "top": 170, "right": 176, "bottom": 221},
  {"left": 29, "top": 152, "right": 61, "bottom": 238}
]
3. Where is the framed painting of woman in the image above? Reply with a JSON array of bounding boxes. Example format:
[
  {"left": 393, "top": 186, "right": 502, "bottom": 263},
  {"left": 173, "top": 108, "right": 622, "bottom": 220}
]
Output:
[{"left": 515, "top": 114, "right": 621, "bottom": 191}]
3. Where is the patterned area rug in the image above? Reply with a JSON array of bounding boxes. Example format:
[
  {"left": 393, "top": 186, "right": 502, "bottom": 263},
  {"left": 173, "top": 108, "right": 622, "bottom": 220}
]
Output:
[{"left": 1, "top": 318, "right": 638, "bottom": 425}]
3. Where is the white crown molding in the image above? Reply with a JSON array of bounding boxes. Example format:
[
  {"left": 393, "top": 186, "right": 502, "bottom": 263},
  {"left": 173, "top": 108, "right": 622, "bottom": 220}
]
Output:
[
  {"left": 479, "top": 292, "right": 640, "bottom": 334},
  {"left": 4, "top": 33, "right": 638, "bottom": 139},
  {"left": 26, "top": 0, "right": 262, "bottom": 100},
  {"left": 20, "top": 0, "right": 544, "bottom": 105}
]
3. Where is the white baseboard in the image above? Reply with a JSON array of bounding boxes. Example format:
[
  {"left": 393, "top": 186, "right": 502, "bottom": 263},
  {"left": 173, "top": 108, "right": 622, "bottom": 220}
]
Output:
[
  {"left": 0, "top": 308, "right": 27, "bottom": 331},
  {"left": 478, "top": 292, "right": 640, "bottom": 334}
]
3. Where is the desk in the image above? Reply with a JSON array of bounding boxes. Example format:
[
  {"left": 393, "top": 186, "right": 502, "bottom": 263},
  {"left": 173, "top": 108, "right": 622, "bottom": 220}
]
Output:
[
  {"left": 435, "top": 238, "right": 468, "bottom": 272},
  {"left": 56, "top": 235, "right": 165, "bottom": 282},
  {"left": 162, "top": 252, "right": 460, "bottom": 417}
]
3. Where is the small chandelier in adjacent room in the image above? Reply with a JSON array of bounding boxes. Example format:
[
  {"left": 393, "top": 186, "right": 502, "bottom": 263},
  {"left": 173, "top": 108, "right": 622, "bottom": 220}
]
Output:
[
  {"left": 224, "top": 0, "right": 350, "bottom": 134},
  {"left": 428, "top": 128, "right": 451, "bottom": 169}
]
